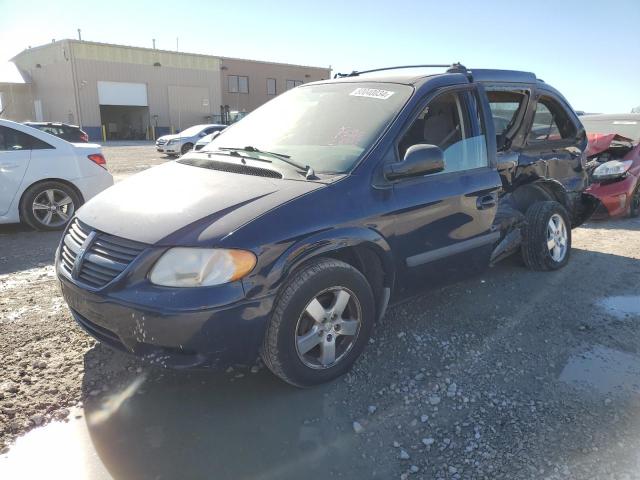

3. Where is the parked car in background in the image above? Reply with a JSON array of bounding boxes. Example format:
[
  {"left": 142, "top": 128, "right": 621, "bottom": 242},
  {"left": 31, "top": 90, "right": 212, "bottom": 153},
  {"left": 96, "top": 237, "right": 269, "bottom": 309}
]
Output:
[
  {"left": 194, "top": 128, "right": 225, "bottom": 151},
  {"left": 156, "top": 124, "right": 226, "bottom": 156},
  {"left": 582, "top": 114, "right": 640, "bottom": 218},
  {"left": 24, "top": 122, "right": 89, "bottom": 143},
  {"left": 0, "top": 119, "right": 113, "bottom": 231},
  {"left": 57, "top": 65, "right": 594, "bottom": 387}
]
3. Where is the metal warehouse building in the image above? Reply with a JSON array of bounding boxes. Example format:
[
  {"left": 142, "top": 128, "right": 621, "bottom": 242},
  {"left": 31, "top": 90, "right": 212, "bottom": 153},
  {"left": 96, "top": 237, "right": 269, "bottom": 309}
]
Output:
[{"left": 1, "top": 39, "right": 331, "bottom": 140}]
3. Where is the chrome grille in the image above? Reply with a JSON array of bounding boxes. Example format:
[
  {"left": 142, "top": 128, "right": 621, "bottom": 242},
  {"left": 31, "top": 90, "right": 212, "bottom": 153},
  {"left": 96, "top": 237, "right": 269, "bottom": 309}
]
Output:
[{"left": 60, "top": 219, "right": 148, "bottom": 288}]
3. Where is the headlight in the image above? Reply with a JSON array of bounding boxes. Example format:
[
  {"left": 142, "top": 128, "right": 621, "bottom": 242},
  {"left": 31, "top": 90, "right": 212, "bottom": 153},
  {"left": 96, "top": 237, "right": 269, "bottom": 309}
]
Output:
[
  {"left": 167, "top": 139, "right": 178, "bottom": 145},
  {"left": 149, "top": 248, "right": 256, "bottom": 287},
  {"left": 592, "top": 160, "right": 632, "bottom": 180}
]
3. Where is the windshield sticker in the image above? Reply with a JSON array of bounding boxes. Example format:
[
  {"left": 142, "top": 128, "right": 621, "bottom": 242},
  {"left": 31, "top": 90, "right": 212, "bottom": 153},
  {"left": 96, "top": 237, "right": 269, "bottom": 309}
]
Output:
[
  {"left": 613, "top": 121, "right": 638, "bottom": 125},
  {"left": 350, "top": 87, "right": 395, "bottom": 100}
]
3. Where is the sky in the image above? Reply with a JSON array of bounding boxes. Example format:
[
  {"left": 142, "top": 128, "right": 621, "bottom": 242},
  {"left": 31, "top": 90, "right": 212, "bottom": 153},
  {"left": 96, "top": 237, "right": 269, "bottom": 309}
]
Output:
[{"left": 0, "top": 0, "right": 638, "bottom": 113}]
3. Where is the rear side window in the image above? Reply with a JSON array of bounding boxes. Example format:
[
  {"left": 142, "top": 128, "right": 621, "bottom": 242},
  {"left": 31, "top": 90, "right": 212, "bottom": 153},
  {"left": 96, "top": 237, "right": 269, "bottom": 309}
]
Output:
[
  {"left": 528, "top": 96, "right": 576, "bottom": 142},
  {"left": 486, "top": 90, "right": 528, "bottom": 141},
  {"left": 0, "top": 126, "right": 53, "bottom": 151},
  {"left": 0, "top": 126, "right": 31, "bottom": 151},
  {"left": 398, "top": 91, "right": 488, "bottom": 174},
  {"left": 30, "top": 136, "right": 54, "bottom": 149}
]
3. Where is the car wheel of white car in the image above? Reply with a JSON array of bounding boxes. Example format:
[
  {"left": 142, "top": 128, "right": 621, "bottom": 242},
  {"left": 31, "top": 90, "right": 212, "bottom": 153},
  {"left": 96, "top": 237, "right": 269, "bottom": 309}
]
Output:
[{"left": 20, "top": 181, "right": 81, "bottom": 231}]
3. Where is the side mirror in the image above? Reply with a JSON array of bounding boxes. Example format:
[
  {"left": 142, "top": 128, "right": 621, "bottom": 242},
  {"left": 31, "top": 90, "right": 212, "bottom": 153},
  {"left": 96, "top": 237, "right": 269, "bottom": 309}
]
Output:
[
  {"left": 199, "top": 132, "right": 207, "bottom": 137},
  {"left": 384, "top": 144, "right": 445, "bottom": 180}
]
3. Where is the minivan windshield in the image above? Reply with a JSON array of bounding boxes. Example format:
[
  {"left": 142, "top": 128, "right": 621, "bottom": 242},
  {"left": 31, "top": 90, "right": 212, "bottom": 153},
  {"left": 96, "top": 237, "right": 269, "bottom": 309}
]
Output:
[{"left": 202, "top": 82, "right": 413, "bottom": 173}]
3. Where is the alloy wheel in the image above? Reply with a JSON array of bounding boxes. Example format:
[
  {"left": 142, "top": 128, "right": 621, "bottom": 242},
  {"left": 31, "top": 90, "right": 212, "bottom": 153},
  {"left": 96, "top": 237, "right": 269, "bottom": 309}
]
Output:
[
  {"left": 546, "top": 213, "right": 567, "bottom": 262},
  {"left": 31, "top": 188, "right": 75, "bottom": 228},
  {"left": 295, "top": 287, "right": 362, "bottom": 369}
]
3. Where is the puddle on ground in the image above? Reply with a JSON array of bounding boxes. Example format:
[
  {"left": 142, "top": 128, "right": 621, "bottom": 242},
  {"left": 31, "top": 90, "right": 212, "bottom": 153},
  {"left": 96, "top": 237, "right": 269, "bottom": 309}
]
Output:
[
  {"left": 597, "top": 296, "right": 640, "bottom": 320},
  {"left": 0, "top": 408, "right": 112, "bottom": 479},
  {"left": 560, "top": 345, "right": 640, "bottom": 395}
]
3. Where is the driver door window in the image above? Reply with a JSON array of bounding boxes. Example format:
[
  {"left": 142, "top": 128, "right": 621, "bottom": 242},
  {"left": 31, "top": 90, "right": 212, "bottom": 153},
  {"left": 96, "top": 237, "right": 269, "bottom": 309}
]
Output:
[{"left": 398, "top": 91, "right": 488, "bottom": 174}]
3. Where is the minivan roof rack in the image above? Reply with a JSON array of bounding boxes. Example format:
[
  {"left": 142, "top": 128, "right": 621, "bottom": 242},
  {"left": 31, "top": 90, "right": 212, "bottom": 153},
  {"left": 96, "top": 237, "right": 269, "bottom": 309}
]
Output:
[{"left": 334, "top": 63, "right": 467, "bottom": 78}]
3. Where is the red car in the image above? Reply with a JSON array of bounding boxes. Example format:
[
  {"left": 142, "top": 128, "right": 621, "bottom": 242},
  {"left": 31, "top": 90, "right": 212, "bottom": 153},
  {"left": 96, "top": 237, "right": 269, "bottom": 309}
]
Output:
[{"left": 582, "top": 114, "right": 640, "bottom": 218}]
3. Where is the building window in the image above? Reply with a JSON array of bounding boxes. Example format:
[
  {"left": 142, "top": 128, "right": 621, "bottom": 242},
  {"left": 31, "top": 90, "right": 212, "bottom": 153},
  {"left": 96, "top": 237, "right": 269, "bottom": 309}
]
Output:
[
  {"left": 267, "top": 78, "right": 276, "bottom": 95},
  {"left": 286, "top": 80, "right": 303, "bottom": 90},
  {"left": 228, "top": 75, "right": 249, "bottom": 94}
]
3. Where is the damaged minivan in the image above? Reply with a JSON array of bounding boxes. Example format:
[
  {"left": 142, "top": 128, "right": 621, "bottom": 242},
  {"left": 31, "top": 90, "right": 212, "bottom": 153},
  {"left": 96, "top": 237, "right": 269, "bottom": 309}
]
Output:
[{"left": 56, "top": 65, "right": 595, "bottom": 386}]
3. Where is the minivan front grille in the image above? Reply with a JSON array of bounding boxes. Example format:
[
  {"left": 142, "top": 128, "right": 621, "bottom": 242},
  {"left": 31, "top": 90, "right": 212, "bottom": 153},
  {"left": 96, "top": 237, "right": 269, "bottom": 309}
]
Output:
[{"left": 60, "top": 219, "right": 149, "bottom": 288}]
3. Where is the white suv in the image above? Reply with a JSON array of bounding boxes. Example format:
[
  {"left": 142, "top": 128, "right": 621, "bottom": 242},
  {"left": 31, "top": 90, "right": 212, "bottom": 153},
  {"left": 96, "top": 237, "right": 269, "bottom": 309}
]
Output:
[{"left": 0, "top": 119, "right": 113, "bottom": 231}]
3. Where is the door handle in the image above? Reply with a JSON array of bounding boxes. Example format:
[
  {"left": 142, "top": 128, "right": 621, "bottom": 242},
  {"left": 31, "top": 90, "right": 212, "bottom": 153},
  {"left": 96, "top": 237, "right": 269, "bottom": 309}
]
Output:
[{"left": 476, "top": 194, "right": 497, "bottom": 210}]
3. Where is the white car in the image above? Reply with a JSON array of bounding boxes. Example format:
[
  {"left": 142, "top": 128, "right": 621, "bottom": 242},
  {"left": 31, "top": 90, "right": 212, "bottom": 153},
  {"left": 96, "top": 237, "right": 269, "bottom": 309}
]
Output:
[
  {"left": 0, "top": 119, "right": 113, "bottom": 231},
  {"left": 156, "top": 124, "right": 226, "bottom": 156},
  {"left": 193, "top": 128, "right": 226, "bottom": 151}
]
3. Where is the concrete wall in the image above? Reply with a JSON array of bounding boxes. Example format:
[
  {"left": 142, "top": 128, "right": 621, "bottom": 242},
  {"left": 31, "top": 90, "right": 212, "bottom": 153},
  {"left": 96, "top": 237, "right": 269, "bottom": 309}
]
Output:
[
  {"left": 71, "top": 41, "right": 222, "bottom": 132},
  {"left": 0, "top": 83, "right": 34, "bottom": 121},
  {"left": 12, "top": 41, "right": 78, "bottom": 124},
  {"left": 10, "top": 40, "right": 331, "bottom": 139},
  {"left": 220, "top": 57, "right": 331, "bottom": 113}
]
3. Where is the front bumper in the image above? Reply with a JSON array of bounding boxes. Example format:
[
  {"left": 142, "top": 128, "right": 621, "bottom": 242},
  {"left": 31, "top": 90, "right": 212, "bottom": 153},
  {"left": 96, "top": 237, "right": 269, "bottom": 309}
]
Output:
[
  {"left": 156, "top": 143, "right": 180, "bottom": 154},
  {"left": 57, "top": 263, "right": 275, "bottom": 368},
  {"left": 586, "top": 173, "right": 637, "bottom": 218}
]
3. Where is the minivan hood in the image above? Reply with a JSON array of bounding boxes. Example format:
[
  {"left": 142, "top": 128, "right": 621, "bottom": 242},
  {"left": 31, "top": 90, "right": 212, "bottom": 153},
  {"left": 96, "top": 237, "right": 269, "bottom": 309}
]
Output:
[{"left": 77, "top": 161, "right": 324, "bottom": 245}]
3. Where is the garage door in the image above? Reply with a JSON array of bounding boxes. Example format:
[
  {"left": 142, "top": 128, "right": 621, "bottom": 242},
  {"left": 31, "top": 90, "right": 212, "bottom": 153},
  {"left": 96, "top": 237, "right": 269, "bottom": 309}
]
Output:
[{"left": 97, "top": 81, "right": 148, "bottom": 106}]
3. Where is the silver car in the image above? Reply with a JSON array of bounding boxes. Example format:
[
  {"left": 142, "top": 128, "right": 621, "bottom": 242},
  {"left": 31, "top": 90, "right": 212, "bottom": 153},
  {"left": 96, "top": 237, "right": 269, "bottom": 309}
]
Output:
[
  {"left": 194, "top": 128, "right": 226, "bottom": 151},
  {"left": 156, "top": 124, "right": 226, "bottom": 156}
]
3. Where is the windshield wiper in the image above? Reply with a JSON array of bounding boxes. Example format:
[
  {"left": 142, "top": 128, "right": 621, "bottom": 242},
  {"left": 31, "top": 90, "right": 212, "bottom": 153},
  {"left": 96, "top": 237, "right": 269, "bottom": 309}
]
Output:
[{"left": 218, "top": 146, "right": 317, "bottom": 179}]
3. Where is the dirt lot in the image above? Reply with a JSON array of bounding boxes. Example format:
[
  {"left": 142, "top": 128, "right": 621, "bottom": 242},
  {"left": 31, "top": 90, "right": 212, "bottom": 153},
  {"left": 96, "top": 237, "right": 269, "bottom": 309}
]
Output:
[{"left": 1, "top": 143, "right": 640, "bottom": 479}]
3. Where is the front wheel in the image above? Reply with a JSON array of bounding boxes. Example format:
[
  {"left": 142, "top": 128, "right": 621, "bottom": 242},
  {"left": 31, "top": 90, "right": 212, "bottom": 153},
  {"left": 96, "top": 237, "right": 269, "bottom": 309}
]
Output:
[
  {"left": 20, "top": 181, "right": 81, "bottom": 231},
  {"left": 261, "top": 258, "right": 375, "bottom": 387},
  {"left": 521, "top": 201, "right": 571, "bottom": 271},
  {"left": 180, "top": 143, "right": 193, "bottom": 155}
]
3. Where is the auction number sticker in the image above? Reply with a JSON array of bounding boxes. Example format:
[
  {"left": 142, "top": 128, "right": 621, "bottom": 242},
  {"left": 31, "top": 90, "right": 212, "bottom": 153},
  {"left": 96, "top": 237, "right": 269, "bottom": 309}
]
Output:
[{"left": 350, "top": 87, "right": 395, "bottom": 100}]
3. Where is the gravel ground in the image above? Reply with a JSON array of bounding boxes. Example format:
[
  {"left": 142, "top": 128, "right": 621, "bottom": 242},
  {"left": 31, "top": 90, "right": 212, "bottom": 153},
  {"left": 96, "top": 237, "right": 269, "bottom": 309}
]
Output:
[{"left": 1, "top": 143, "right": 640, "bottom": 479}]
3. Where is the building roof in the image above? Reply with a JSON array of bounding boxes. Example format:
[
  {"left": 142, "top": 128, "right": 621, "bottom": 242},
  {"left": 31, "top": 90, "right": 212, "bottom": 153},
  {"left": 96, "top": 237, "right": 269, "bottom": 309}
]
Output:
[{"left": 12, "top": 39, "right": 330, "bottom": 72}]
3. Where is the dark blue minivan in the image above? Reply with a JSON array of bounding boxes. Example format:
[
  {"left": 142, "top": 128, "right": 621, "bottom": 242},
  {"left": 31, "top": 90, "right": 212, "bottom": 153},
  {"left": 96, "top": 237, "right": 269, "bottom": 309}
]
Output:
[{"left": 57, "top": 65, "right": 594, "bottom": 386}]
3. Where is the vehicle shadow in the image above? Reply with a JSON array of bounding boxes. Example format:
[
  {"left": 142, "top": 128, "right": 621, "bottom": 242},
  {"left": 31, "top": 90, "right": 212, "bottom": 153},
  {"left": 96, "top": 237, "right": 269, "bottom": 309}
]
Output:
[
  {"left": 80, "top": 347, "right": 381, "bottom": 480},
  {"left": 76, "top": 240, "right": 639, "bottom": 480},
  {"left": 580, "top": 216, "right": 640, "bottom": 231},
  {"left": 0, "top": 224, "right": 62, "bottom": 275}
]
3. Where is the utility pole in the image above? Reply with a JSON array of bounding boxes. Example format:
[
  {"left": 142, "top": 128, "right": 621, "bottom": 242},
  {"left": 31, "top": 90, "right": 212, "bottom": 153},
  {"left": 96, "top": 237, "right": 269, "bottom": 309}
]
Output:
[
  {"left": 176, "top": 37, "right": 179, "bottom": 52},
  {"left": 77, "top": 29, "right": 82, "bottom": 41},
  {"left": 152, "top": 38, "right": 156, "bottom": 49}
]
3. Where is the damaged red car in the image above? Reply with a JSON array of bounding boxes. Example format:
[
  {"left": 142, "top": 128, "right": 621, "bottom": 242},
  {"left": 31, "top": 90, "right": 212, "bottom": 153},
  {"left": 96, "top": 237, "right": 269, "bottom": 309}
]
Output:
[{"left": 582, "top": 114, "right": 640, "bottom": 218}]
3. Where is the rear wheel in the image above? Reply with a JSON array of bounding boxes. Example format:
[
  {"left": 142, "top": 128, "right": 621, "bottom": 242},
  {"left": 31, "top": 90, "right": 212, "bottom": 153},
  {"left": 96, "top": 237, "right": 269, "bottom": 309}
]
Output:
[
  {"left": 20, "top": 181, "right": 81, "bottom": 231},
  {"left": 521, "top": 201, "right": 571, "bottom": 271},
  {"left": 629, "top": 184, "right": 640, "bottom": 218},
  {"left": 261, "top": 258, "right": 374, "bottom": 387}
]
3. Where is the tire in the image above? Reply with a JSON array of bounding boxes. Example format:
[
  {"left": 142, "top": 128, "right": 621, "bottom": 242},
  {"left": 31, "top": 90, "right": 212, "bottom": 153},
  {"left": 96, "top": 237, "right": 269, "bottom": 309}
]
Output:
[
  {"left": 20, "top": 181, "right": 81, "bottom": 231},
  {"left": 180, "top": 143, "right": 193, "bottom": 155},
  {"left": 629, "top": 183, "right": 640, "bottom": 218},
  {"left": 261, "top": 258, "right": 375, "bottom": 387},
  {"left": 521, "top": 201, "right": 571, "bottom": 271}
]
